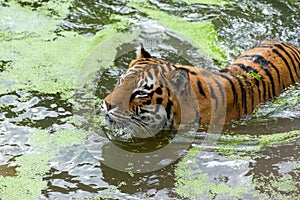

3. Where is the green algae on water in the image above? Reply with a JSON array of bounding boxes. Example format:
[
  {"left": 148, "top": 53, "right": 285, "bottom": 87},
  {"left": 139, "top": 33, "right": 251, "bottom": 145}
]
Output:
[
  {"left": 0, "top": 153, "right": 53, "bottom": 200},
  {"left": 175, "top": 147, "right": 251, "bottom": 199},
  {"left": 0, "top": 27, "right": 139, "bottom": 99},
  {"left": 0, "top": 128, "right": 86, "bottom": 200},
  {"left": 0, "top": 1, "right": 139, "bottom": 99},
  {"left": 175, "top": 130, "right": 300, "bottom": 199},
  {"left": 214, "top": 130, "right": 300, "bottom": 159},
  {"left": 258, "top": 130, "right": 300, "bottom": 146},
  {"left": 75, "top": 26, "right": 140, "bottom": 89},
  {"left": 128, "top": 0, "right": 226, "bottom": 64},
  {"left": 28, "top": 129, "right": 85, "bottom": 148},
  {"left": 254, "top": 171, "right": 300, "bottom": 200}
]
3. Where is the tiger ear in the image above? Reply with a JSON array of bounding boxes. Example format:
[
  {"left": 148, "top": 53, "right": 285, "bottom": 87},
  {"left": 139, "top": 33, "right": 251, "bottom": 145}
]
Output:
[
  {"left": 137, "top": 43, "right": 152, "bottom": 59},
  {"left": 168, "top": 68, "right": 190, "bottom": 95}
]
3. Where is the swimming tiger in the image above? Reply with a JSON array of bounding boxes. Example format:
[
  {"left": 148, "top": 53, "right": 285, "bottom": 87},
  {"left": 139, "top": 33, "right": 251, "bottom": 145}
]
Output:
[{"left": 101, "top": 41, "right": 300, "bottom": 132}]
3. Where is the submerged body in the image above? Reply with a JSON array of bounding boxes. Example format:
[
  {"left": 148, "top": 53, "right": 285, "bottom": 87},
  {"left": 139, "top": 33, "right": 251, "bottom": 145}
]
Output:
[{"left": 102, "top": 41, "right": 300, "bottom": 131}]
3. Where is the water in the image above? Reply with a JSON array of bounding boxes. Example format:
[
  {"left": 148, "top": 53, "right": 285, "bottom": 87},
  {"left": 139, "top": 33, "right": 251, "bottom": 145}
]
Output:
[{"left": 0, "top": 0, "right": 300, "bottom": 199}]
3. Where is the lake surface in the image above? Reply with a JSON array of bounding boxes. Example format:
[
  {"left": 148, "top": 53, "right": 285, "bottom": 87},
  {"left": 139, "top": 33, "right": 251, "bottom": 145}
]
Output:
[{"left": 0, "top": 0, "right": 299, "bottom": 199}]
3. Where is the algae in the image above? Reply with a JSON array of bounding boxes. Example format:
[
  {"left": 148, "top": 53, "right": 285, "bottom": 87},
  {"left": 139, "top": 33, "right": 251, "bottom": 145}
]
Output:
[
  {"left": 0, "top": 1, "right": 139, "bottom": 99},
  {"left": 248, "top": 71, "right": 262, "bottom": 80},
  {"left": 175, "top": 130, "right": 300, "bottom": 199},
  {"left": 75, "top": 26, "right": 140, "bottom": 89},
  {"left": 233, "top": 130, "right": 299, "bottom": 146},
  {"left": 0, "top": 26, "right": 138, "bottom": 99},
  {"left": 0, "top": 153, "right": 52, "bottom": 200},
  {"left": 254, "top": 172, "right": 299, "bottom": 200},
  {"left": 0, "top": 128, "right": 86, "bottom": 200},
  {"left": 258, "top": 130, "right": 300, "bottom": 146},
  {"left": 214, "top": 130, "right": 300, "bottom": 160},
  {"left": 128, "top": 0, "right": 226, "bottom": 64},
  {"left": 28, "top": 129, "right": 85, "bottom": 148},
  {"left": 175, "top": 147, "right": 251, "bottom": 199}
]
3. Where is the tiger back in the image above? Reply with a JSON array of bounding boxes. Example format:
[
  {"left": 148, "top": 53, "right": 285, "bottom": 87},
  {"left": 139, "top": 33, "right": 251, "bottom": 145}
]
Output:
[
  {"left": 184, "top": 41, "right": 300, "bottom": 124},
  {"left": 219, "top": 41, "right": 300, "bottom": 122}
]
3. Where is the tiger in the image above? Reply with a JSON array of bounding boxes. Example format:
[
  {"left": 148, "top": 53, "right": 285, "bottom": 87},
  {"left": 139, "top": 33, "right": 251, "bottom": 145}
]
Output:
[{"left": 101, "top": 41, "right": 300, "bottom": 135}]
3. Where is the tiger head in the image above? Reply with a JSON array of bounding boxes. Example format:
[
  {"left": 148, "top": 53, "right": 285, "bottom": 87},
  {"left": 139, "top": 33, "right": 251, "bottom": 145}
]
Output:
[{"left": 101, "top": 44, "right": 199, "bottom": 139}]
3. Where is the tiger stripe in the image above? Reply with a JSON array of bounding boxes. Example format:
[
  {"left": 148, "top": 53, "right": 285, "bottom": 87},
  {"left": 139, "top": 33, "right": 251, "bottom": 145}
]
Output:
[
  {"left": 274, "top": 43, "right": 299, "bottom": 78},
  {"left": 215, "top": 72, "right": 239, "bottom": 111},
  {"left": 281, "top": 43, "right": 300, "bottom": 75},
  {"left": 261, "top": 44, "right": 296, "bottom": 84},
  {"left": 197, "top": 79, "right": 207, "bottom": 98}
]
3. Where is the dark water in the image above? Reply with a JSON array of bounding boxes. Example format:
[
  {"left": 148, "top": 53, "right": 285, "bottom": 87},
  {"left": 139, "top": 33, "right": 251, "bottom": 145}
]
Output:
[{"left": 1, "top": 0, "right": 300, "bottom": 199}]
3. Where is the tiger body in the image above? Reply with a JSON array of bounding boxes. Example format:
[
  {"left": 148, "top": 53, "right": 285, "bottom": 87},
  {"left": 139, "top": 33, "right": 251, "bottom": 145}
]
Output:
[{"left": 102, "top": 41, "right": 300, "bottom": 131}]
